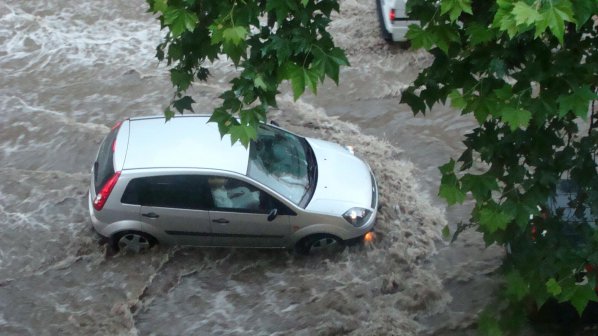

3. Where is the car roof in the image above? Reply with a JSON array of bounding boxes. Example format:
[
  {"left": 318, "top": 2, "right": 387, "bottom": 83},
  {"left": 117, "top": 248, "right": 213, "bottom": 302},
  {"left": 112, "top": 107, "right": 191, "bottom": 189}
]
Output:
[{"left": 121, "top": 115, "right": 249, "bottom": 174}]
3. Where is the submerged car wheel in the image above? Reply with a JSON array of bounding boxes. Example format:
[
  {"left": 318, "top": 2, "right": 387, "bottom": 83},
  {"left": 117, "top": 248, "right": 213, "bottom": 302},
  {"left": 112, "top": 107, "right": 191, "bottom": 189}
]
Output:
[
  {"left": 295, "top": 234, "right": 345, "bottom": 255},
  {"left": 113, "top": 231, "right": 156, "bottom": 253}
]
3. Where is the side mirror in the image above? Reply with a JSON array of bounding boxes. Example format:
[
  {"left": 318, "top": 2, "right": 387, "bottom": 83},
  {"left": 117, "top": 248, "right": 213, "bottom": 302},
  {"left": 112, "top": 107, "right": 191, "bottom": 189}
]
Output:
[{"left": 267, "top": 208, "right": 278, "bottom": 221}]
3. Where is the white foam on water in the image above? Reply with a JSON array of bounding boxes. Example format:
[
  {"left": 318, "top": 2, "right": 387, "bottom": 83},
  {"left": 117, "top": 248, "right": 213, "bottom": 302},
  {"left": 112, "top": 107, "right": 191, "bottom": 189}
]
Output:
[{"left": 0, "top": 1, "right": 162, "bottom": 80}]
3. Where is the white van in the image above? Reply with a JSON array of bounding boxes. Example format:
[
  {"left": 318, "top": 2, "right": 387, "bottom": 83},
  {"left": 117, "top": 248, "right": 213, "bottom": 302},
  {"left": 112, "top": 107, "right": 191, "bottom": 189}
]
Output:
[{"left": 376, "top": 0, "right": 418, "bottom": 43}]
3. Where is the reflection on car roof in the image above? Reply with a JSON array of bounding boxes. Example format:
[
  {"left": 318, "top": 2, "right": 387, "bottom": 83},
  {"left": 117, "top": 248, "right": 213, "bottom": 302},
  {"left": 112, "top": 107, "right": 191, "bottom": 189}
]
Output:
[{"left": 122, "top": 115, "right": 250, "bottom": 174}]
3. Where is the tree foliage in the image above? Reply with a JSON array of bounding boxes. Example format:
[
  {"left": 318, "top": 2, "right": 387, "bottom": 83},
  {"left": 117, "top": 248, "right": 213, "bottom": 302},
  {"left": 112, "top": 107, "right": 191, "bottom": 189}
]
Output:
[
  {"left": 146, "top": 0, "right": 348, "bottom": 146},
  {"left": 403, "top": 0, "right": 598, "bottom": 332},
  {"left": 147, "top": 0, "right": 598, "bottom": 332}
]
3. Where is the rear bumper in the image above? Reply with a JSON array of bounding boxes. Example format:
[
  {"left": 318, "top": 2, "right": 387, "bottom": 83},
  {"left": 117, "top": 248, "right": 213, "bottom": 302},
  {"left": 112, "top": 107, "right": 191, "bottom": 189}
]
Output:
[{"left": 88, "top": 190, "right": 108, "bottom": 238}]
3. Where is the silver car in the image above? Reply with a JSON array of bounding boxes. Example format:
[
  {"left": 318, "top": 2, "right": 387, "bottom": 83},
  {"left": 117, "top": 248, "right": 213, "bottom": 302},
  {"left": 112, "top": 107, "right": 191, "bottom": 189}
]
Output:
[{"left": 89, "top": 115, "right": 378, "bottom": 254}]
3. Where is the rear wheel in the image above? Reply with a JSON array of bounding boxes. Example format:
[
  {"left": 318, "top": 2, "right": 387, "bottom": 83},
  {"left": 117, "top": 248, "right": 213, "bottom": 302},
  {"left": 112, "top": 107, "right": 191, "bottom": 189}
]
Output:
[
  {"left": 295, "top": 234, "right": 344, "bottom": 255},
  {"left": 112, "top": 231, "right": 156, "bottom": 253}
]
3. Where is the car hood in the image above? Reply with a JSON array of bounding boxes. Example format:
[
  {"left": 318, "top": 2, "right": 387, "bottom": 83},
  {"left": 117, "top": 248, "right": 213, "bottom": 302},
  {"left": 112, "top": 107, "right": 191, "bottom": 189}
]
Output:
[{"left": 305, "top": 138, "right": 374, "bottom": 215}]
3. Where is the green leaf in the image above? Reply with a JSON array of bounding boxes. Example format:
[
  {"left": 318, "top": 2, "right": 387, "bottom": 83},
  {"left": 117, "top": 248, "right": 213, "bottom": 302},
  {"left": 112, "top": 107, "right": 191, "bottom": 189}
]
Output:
[
  {"left": 466, "top": 22, "right": 495, "bottom": 45},
  {"left": 164, "top": 107, "right": 175, "bottom": 121},
  {"left": 461, "top": 173, "right": 499, "bottom": 201},
  {"left": 170, "top": 69, "right": 193, "bottom": 91},
  {"left": 172, "top": 96, "right": 195, "bottom": 113},
  {"left": 304, "top": 68, "right": 319, "bottom": 95},
  {"left": 164, "top": 8, "right": 198, "bottom": 37},
  {"left": 493, "top": 85, "right": 512, "bottom": 100},
  {"left": 512, "top": 1, "right": 542, "bottom": 26},
  {"left": 540, "top": 2, "right": 575, "bottom": 43},
  {"left": 439, "top": 183, "right": 466, "bottom": 205},
  {"left": 506, "top": 270, "right": 529, "bottom": 301},
  {"left": 572, "top": 0, "right": 595, "bottom": 28},
  {"left": 429, "top": 24, "right": 461, "bottom": 54},
  {"left": 328, "top": 47, "right": 350, "bottom": 66},
  {"left": 229, "top": 124, "right": 257, "bottom": 147},
  {"left": 285, "top": 63, "right": 305, "bottom": 100},
  {"left": 222, "top": 26, "right": 248, "bottom": 46},
  {"left": 442, "top": 225, "right": 451, "bottom": 239},
  {"left": 400, "top": 89, "right": 427, "bottom": 115},
  {"left": 448, "top": 90, "right": 467, "bottom": 109},
  {"left": 266, "top": 0, "right": 291, "bottom": 25},
  {"left": 546, "top": 278, "right": 562, "bottom": 296},
  {"left": 439, "top": 159, "right": 456, "bottom": 175},
  {"left": 440, "top": 0, "right": 472, "bottom": 22},
  {"left": 500, "top": 106, "right": 531, "bottom": 131},
  {"left": 254, "top": 75, "right": 268, "bottom": 90},
  {"left": 406, "top": 24, "right": 435, "bottom": 50},
  {"left": 569, "top": 285, "right": 598, "bottom": 316},
  {"left": 557, "top": 86, "right": 598, "bottom": 119},
  {"left": 222, "top": 42, "right": 244, "bottom": 65},
  {"left": 150, "top": 0, "right": 168, "bottom": 13},
  {"left": 478, "top": 311, "right": 503, "bottom": 336},
  {"left": 493, "top": 7, "right": 518, "bottom": 38},
  {"left": 479, "top": 208, "right": 513, "bottom": 233}
]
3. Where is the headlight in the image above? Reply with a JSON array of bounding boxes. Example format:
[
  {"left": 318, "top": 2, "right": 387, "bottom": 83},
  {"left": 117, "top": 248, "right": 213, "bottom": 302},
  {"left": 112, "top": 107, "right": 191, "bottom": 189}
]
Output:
[{"left": 343, "top": 207, "right": 372, "bottom": 227}]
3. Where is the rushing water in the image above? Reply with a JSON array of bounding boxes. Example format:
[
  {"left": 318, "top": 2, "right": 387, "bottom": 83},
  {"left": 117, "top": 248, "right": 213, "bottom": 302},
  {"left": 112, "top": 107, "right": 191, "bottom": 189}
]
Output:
[{"left": 0, "top": 0, "right": 510, "bottom": 335}]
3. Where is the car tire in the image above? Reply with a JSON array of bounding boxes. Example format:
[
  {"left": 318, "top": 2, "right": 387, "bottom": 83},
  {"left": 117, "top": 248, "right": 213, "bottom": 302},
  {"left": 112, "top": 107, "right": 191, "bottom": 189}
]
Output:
[
  {"left": 295, "top": 234, "right": 345, "bottom": 255},
  {"left": 112, "top": 231, "right": 157, "bottom": 253},
  {"left": 376, "top": 0, "right": 393, "bottom": 42}
]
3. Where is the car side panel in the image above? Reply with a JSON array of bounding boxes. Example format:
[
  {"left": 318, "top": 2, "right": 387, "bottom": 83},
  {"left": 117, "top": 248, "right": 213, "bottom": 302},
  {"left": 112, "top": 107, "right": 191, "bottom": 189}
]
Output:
[
  {"left": 209, "top": 211, "right": 291, "bottom": 248},
  {"left": 139, "top": 206, "right": 213, "bottom": 246}
]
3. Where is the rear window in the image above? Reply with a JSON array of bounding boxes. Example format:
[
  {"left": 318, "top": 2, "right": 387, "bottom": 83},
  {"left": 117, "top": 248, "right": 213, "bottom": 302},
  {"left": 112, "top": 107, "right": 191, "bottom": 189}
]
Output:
[
  {"left": 121, "top": 175, "right": 210, "bottom": 210},
  {"left": 94, "top": 125, "right": 120, "bottom": 192}
]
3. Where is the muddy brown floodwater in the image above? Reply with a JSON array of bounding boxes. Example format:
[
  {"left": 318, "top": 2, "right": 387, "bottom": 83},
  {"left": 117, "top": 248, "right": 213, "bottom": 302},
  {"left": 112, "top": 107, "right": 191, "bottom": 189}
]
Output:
[{"left": 0, "top": 0, "right": 515, "bottom": 335}]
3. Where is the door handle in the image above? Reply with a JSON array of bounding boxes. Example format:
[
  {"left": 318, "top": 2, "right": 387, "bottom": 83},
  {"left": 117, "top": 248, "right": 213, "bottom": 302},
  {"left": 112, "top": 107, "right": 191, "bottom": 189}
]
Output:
[
  {"left": 142, "top": 212, "right": 160, "bottom": 218},
  {"left": 212, "top": 218, "right": 229, "bottom": 224}
]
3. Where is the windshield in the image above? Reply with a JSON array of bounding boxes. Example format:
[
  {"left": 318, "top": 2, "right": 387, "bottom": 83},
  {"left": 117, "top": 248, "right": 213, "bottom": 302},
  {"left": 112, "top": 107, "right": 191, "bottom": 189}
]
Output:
[{"left": 247, "top": 125, "right": 317, "bottom": 207}]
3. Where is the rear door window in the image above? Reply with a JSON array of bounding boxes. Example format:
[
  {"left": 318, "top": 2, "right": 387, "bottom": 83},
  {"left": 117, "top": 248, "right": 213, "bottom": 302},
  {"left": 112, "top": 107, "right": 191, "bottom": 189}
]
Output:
[
  {"left": 121, "top": 175, "right": 210, "bottom": 210},
  {"left": 94, "top": 125, "right": 120, "bottom": 192}
]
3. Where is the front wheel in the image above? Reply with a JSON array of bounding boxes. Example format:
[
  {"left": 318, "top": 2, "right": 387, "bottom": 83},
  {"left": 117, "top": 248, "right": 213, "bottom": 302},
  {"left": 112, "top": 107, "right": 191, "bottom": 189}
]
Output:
[
  {"left": 295, "top": 234, "right": 345, "bottom": 255},
  {"left": 112, "top": 231, "right": 157, "bottom": 253}
]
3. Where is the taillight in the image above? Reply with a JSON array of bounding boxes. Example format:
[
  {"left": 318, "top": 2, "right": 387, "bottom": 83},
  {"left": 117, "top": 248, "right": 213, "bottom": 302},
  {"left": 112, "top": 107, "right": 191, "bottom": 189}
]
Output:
[
  {"left": 531, "top": 225, "right": 537, "bottom": 241},
  {"left": 111, "top": 120, "right": 123, "bottom": 131},
  {"left": 389, "top": 9, "right": 396, "bottom": 21},
  {"left": 93, "top": 171, "right": 121, "bottom": 211}
]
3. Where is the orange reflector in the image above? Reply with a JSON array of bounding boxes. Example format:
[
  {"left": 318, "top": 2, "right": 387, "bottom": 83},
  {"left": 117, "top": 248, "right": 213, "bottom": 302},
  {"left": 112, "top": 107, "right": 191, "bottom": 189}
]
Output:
[{"left": 364, "top": 231, "right": 375, "bottom": 243}]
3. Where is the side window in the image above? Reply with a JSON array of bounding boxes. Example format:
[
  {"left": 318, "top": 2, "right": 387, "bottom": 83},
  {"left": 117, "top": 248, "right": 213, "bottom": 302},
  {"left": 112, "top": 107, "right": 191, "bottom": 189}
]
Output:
[
  {"left": 207, "top": 177, "right": 277, "bottom": 213},
  {"left": 121, "top": 175, "right": 209, "bottom": 210}
]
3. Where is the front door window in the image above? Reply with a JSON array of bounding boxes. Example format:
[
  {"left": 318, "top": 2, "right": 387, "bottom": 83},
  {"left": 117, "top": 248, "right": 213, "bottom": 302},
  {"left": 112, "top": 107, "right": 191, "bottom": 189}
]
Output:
[{"left": 207, "top": 176, "right": 292, "bottom": 247}]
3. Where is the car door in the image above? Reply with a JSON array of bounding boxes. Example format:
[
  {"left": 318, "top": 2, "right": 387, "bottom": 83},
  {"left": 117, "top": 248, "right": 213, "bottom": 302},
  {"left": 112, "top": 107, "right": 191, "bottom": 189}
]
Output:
[
  {"left": 206, "top": 176, "right": 293, "bottom": 248},
  {"left": 124, "top": 174, "right": 213, "bottom": 246}
]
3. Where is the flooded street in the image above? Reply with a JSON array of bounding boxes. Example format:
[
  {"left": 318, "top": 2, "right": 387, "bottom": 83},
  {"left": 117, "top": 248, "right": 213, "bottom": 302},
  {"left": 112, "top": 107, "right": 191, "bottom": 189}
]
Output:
[{"left": 1, "top": 0, "right": 503, "bottom": 335}]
